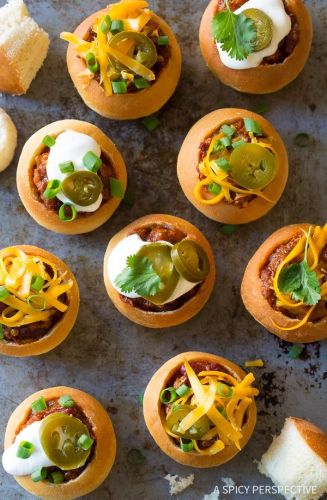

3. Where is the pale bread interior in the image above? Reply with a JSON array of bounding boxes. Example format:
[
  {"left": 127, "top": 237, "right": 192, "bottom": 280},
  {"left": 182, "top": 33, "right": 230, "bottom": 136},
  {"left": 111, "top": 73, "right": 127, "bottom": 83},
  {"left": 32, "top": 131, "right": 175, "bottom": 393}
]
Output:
[{"left": 0, "top": 108, "right": 17, "bottom": 171}]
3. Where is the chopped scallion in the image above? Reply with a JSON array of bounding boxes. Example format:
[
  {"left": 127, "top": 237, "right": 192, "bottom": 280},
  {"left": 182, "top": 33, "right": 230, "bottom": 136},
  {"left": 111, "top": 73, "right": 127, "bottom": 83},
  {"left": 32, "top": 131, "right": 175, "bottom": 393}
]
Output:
[
  {"left": 157, "top": 35, "right": 169, "bottom": 46},
  {"left": 59, "top": 161, "right": 74, "bottom": 174},
  {"left": 220, "top": 136, "right": 231, "bottom": 148},
  {"left": 138, "top": 392, "right": 144, "bottom": 406},
  {"left": 58, "top": 394, "right": 75, "bottom": 408},
  {"left": 232, "top": 139, "right": 246, "bottom": 149},
  {"left": 112, "top": 81, "right": 127, "bottom": 94},
  {"left": 289, "top": 344, "right": 304, "bottom": 359},
  {"left": 59, "top": 203, "right": 77, "bottom": 222},
  {"left": 85, "top": 52, "right": 99, "bottom": 73},
  {"left": 208, "top": 183, "right": 221, "bottom": 195},
  {"left": 43, "top": 179, "right": 61, "bottom": 200},
  {"left": 217, "top": 383, "right": 234, "bottom": 398},
  {"left": 180, "top": 438, "right": 193, "bottom": 452},
  {"left": 219, "top": 224, "right": 238, "bottom": 236},
  {"left": 294, "top": 133, "right": 310, "bottom": 147},
  {"left": 215, "top": 157, "right": 230, "bottom": 172},
  {"left": 77, "top": 434, "right": 94, "bottom": 451},
  {"left": 110, "top": 20, "right": 124, "bottom": 34},
  {"left": 17, "top": 441, "right": 34, "bottom": 459},
  {"left": 0, "top": 325, "right": 4, "bottom": 340},
  {"left": 244, "top": 117, "right": 262, "bottom": 135},
  {"left": 31, "top": 467, "right": 47, "bottom": 482},
  {"left": 31, "top": 276, "right": 45, "bottom": 292},
  {"left": 42, "top": 135, "right": 56, "bottom": 148},
  {"left": 49, "top": 470, "right": 64, "bottom": 484},
  {"left": 254, "top": 103, "right": 269, "bottom": 114},
  {"left": 109, "top": 178, "right": 125, "bottom": 198},
  {"left": 83, "top": 151, "right": 102, "bottom": 172},
  {"left": 123, "top": 188, "right": 135, "bottom": 207},
  {"left": 160, "top": 387, "right": 177, "bottom": 404},
  {"left": 175, "top": 384, "right": 190, "bottom": 397},
  {"left": 31, "top": 396, "right": 47, "bottom": 414},
  {"left": 134, "top": 78, "right": 149, "bottom": 90},
  {"left": 141, "top": 115, "right": 160, "bottom": 131},
  {"left": 220, "top": 124, "right": 235, "bottom": 138}
]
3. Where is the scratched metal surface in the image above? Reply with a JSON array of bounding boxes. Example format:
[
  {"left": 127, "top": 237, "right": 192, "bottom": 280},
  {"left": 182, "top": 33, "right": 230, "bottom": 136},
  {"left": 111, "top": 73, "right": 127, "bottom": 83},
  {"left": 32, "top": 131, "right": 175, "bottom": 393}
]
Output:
[{"left": 0, "top": 0, "right": 326, "bottom": 499}]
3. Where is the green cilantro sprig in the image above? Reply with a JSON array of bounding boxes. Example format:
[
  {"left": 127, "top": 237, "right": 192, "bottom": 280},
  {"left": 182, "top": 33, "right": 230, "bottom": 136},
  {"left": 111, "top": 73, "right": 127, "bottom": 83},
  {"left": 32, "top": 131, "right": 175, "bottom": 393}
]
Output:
[
  {"left": 278, "top": 227, "right": 321, "bottom": 306},
  {"left": 115, "top": 254, "right": 161, "bottom": 297},
  {"left": 211, "top": 1, "right": 256, "bottom": 61}
]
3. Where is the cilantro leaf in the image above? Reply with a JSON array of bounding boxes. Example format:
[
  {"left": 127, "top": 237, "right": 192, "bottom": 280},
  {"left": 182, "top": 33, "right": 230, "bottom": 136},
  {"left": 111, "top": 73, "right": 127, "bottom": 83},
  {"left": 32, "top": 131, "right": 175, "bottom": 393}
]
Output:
[
  {"left": 115, "top": 254, "right": 161, "bottom": 297},
  {"left": 279, "top": 263, "right": 302, "bottom": 294},
  {"left": 211, "top": 9, "right": 256, "bottom": 61}
]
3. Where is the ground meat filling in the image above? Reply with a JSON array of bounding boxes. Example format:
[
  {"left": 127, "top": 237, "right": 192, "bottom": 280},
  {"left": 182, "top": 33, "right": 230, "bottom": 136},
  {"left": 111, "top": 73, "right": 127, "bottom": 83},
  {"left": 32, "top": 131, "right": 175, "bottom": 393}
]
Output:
[
  {"left": 119, "top": 223, "right": 203, "bottom": 312},
  {"left": 216, "top": 0, "right": 299, "bottom": 65},
  {"left": 18, "top": 399, "right": 95, "bottom": 483},
  {"left": 32, "top": 147, "right": 115, "bottom": 215},
  {"left": 260, "top": 235, "right": 327, "bottom": 321}
]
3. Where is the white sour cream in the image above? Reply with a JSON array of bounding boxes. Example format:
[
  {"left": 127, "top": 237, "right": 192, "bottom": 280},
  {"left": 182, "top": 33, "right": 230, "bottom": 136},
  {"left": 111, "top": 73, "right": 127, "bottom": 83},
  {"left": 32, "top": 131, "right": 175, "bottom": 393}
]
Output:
[
  {"left": 108, "top": 234, "right": 199, "bottom": 304},
  {"left": 2, "top": 421, "right": 54, "bottom": 476},
  {"left": 46, "top": 130, "right": 103, "bottom": 213},
  {"left": 217, "top": 0, "right": 291, "bottom": 69}
]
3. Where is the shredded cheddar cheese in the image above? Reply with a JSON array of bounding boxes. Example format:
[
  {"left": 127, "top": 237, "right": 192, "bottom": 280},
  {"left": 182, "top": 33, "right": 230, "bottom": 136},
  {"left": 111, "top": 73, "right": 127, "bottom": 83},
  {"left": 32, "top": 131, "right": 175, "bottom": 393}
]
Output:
[{"left": 244, "top": 359, "right": 264, "bottom": 368}]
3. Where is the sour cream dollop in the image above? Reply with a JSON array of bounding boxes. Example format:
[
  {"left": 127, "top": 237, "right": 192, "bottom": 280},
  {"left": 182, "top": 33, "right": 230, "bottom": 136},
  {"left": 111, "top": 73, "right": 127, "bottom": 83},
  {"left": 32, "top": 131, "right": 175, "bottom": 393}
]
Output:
[
  {"left": 2, "top": 421, "right": 54, "bottom": 476},
  {"left": 217, "top": 0, "right": 291, "bottom": 70},
  {"left": 108, "top": 234, "right": 199, "bottom": 304},
  {"left": 46, "top": 130, "right": 103, "bottom": 213}
]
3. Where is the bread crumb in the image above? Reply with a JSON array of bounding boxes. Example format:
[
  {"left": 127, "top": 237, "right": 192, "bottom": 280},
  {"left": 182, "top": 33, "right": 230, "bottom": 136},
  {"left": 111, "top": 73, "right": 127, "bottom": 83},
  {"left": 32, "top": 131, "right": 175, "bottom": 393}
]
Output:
[{"left": 165, "top": 473, "right": 194, "bottom": 495}]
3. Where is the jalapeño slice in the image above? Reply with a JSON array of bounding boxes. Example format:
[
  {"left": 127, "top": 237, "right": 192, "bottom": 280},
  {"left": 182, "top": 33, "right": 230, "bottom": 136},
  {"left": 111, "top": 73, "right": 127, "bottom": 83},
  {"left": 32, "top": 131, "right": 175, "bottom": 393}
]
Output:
[
  {"left": 137, "top": 243, "right": 178, "bottom": 305},
  {"left": 108, "top": 31, "right": 157, "bottom": 72},
  {"left": 166, "top": 404, "right": 210, "bottom": 440},
  {"left": 61, "top": 171, "right": 103, "bottom": 206},
  {"left": 243, "top": 9, "right": 273, "bottom": 52},
  {"left": 230, "top": 143, "right": 277, "bottom": 190},
  {"left": 40, "top": 413, "right": 92, "bottom": 470},
  {"left": 171, "top": 240, "right": 210, "bottom": 283}
]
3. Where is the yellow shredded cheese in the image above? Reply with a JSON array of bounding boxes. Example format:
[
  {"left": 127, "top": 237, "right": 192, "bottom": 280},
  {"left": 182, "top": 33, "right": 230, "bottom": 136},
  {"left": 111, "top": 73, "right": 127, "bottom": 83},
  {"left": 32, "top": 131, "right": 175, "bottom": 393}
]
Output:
[
  {"left": 106, "top": 46, "right": 155, "bottom": 81},
  {"left": 245, "top": 359, "right": 264, "bottom": 368}
]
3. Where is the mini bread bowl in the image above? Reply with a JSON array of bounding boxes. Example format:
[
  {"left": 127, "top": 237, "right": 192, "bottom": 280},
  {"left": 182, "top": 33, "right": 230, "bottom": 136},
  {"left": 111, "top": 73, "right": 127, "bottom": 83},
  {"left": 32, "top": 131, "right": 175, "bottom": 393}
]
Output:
[
  {"left": 16, "top": 119, "right": 127, "bottom": 235},
  {"left": 199, "top": 0, "right": 313, "bottom": 94},
  {"left": 143, "top": 351, "right": 257, "bottom": 467},
  {"left": 0, "top": 245, "right": 79, "bottom": 357},
  {"left": 3, "top": 386, "right": 116, "bottom": 499},
  {"left": 241, "top": 223, "right": 327, "bottom": 343},
  {"left": 103, "top": 214, "right": 216, "bottom": 328},
  {"left": 177, "top": 108, "right": 288, "bottom": 224}
]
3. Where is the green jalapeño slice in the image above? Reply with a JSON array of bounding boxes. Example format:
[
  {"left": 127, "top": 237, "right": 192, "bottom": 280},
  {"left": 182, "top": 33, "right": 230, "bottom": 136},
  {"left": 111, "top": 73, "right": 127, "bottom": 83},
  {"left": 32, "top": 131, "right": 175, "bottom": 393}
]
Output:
[
  {"left": 230, "top": 143, "right": 277, "bottom": 190},
  {"left": 108, "top": 31, "right": 157, "bottom": 72},
  {"left": 171, "top": 240, "right": 210, "bottom": 283},
  {"left": 61, "top": 171, "right": 103, "bottom": 206},
  {"left": 40, "top": 413, "right": 92, "bottom": 470},
  {"left": 137, "top": 243, "right": 178, "bottom": 305},
  {"left": 167, "top": 404, "right": 210, "bottom": 440},
  {"left": 243, "top": 9, "right": 273, "bottom": 52}
]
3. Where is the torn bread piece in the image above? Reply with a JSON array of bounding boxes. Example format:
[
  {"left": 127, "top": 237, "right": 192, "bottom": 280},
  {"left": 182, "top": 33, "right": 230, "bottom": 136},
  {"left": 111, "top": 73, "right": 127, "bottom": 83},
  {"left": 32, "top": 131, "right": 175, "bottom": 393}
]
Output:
[
  {"left": 0, "top": 108, "right": 17, "bottom": 172},
  {"left": 0, "top": 0, "right": 49, "bottom": 95}
]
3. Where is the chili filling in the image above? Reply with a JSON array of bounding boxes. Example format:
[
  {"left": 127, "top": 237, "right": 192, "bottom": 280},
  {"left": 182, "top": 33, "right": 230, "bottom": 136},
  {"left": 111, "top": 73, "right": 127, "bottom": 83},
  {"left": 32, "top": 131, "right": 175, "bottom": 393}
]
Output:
[
  {"left": 119, "top": 223, "right": 202, "bottom": 312},
  {"left": 215, "top": 0, "right": 299, "bottom": 65},
  {"left": 17, "top": 398, "right": 95, "bottom": 483}
]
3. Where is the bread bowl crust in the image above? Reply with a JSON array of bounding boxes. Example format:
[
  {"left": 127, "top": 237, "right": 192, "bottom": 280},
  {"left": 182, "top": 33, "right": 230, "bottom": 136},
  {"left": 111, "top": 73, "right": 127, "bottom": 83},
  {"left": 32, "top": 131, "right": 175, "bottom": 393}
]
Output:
[
  {"left": 103, "top": 214, "right": 216, "bottom": 328},
  {"left": 177, "top": 108, "right": 288, "bottom": 224},
  {"left": 66, "top": 10, "right": 182, "bottom": 120},
  {"left": 241, "top": 224, "right": 327, "bottom": 343},
  {"left": 0, "top": 245, "right": 79, "bottom": 357},
  {"left": 143, "top": 351, "right": 257, "bottom": 468},
  {"left": 0, "top": 49, "right": 25, "bottom": 95},
  {"left": 4, "top": 386, "right": 116, "bottom": 500},
  {"left": 199, "top": 0, "right": 313, "bottom": 94},
  {"left": 290, "top": 417, "right": 327, "bottom": 464},
  {"left": 16, "top": 119, "right": 127, "bottom": 235}
]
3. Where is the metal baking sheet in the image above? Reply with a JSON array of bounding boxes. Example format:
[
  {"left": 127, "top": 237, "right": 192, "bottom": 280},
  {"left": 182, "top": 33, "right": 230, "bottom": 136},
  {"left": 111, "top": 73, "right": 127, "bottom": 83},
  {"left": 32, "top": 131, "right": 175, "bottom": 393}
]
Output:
[{"left": 0, "top": 0, "right": 326, "bottom": 498}]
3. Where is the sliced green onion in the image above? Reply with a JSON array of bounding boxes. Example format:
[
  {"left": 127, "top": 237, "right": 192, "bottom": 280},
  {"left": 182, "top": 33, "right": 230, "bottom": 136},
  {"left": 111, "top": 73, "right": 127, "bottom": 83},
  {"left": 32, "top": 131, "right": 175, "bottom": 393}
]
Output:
[
  {"left": 294, "top": 133, "right": 310, "bottom": 147},
  {"left": 49, "top": 470, "right": 64, "bottom": 484},
  {"left": 134, "top": 78, "right": 149, "bottom": 90},
  {"left": 218, "top": 406, "right": 227, "bottom": 419},
  {"left": 110, "top": 19, "right": 124, "bottom": 34},
  {"left": 0, "top": 325, "right": 4, "bottom": 340},
  {"left": 217, "top": 383, "right": 234, "bottom": 398},
  {"left": 109, "top": 177, "right": 125, "bottom": 198},
  {"left": 31, "top": 396, "right": 47, "bottom": 414},
  {"left": 101, "top": 15, "right": 111, "bottom": 33},
  {"left": 17, "top": 441, "right": 34, "bottom": 459},
  {"left": 219, "top": 224, "right": 238, "bottom": 236},
  {"left": 208, "top": 183, "right": 221, "bottom": 195},
  {"left": 212, "top": 140, "right": 224, "bottom": 153},
  {"left": 31, "top": 467, "right": 47, "bottom": 482},
  {"left": 220, "top": 124, "right": 235, "bottom": 138},
  {"left": 58, "top": 394, "right": 75, "bottom": 408},
  {"left": 112, "top": 81, "right": 127, "bottom": 94},
  {"left": 42, "top": 135, "right": 56, "bottom": 148},
  {"left": 83, "top": 151, "right": 102, "bottom": 172},
  {"left": 232, "top": 139, "right": 246, "bottom": 149},
  {"left": 244, "top": 117, "right": 262, "bottom": 135},
  {"left": 175, "top": 384, "right": 190, "bottom": 397},
  {"left": 77, "top": 434, "right": 94, "bottom": 451},
  {"left": 127, "top": 448, "right": 145, "bottom": 465},
  {"left": 157, "top": 35, "right": 169, "bottom": 46},
  {"left": 0, "top": 286, "right": 10, "bottom": 301},
  {"left": 138, "top": 392, "right": 144, "bottom": 406},
  {"left": 220, "top": 136, "right": 231, "bottom": 148},
  {"left": 43, "top": 179, "right": 61, "bottom": 200},
  {"left": 160, "top": 387, "right": 178, "bottom": 404},
  {"left": 141, "top": 115, "right": 160, "bottom": 131},
  {"left": 289, "top": 344, "right": 304, "bottom": 359},
  {"left": 59, "top": 161, "right": 74, "bottom": 174},
  {"left": 123, "top": 188, "right": 135, "bottom": 207},
  {"left": 31, "top": 276, "right": 45, "bottom": 292},
  {"left": 85, "top": 52, "right": 99, "bottom": 73},
  {"left": 59, "top": 203, "right": 77, "bottom": 222},
  {"left": 27, "top": 295, "right": 46, "bottom": 311},
  {"left": 215, "top": 157, "right": 230, "bottom": 172},
  {"left": 180, "top": 438, "right": 193, "bottom": 452},
  {"left": 254, "top": 103, "right": 269, "bottom": 114}
]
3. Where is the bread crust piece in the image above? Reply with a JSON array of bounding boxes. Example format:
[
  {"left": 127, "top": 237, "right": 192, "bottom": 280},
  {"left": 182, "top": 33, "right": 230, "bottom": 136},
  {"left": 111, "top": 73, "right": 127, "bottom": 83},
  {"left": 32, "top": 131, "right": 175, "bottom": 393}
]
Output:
[
  {"left": 177, "top": 108, "right": 288, "bottom": 224},
  {"left": 103, "top": 214, "right": 215, "bottom": 328},
  {"left": 199, "top": 0, "right": 313, "bottom": 94},
  {"left": 143, "top": 351, "right": 257, "bottom": 468},
  {"left": 4, "top": 386, "right": 116, "bottom": 500},
  {"left": 290, "top": 417, "right": 327, "bottom": 464},
  {"left": 66, "top": 10, "right": 182, "bottom": 120},
  {"left": 0, "top": 108, "right": 17, "bottom": 172},
  {"left": 0, "top": 48, "right": 25, "bottom": 95},
  {"left": 241, "top": 224, "right": 327, "bottom": 343},
  {"left": 0, "top": 245, "right": 79, "bottom": 357},
  {"left": 16, "top": 120, "right": 127, "bottom": 235}
]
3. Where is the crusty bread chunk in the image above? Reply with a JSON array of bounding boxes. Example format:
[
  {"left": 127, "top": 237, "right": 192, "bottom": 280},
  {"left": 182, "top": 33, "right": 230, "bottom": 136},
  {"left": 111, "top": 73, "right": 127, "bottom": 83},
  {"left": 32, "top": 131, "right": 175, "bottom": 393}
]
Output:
[
  {"left": 0, "top": 0, "right": 49, "bottom": 95},
  {"left": 0, "top": 108, "right": 17, "bottom": 172},
  {"left": 259, "top": 417, "right": 327, "bottom": 500}
]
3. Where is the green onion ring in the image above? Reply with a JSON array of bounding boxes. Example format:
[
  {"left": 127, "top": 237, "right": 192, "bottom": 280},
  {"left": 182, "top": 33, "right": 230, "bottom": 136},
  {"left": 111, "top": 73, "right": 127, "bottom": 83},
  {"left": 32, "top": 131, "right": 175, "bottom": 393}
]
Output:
[
  {"left": 160, "top": 387, "right": 178, "bottom": 404},
  {"left": 59, "top": 203, "right": 77, "bottom": 222}
]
